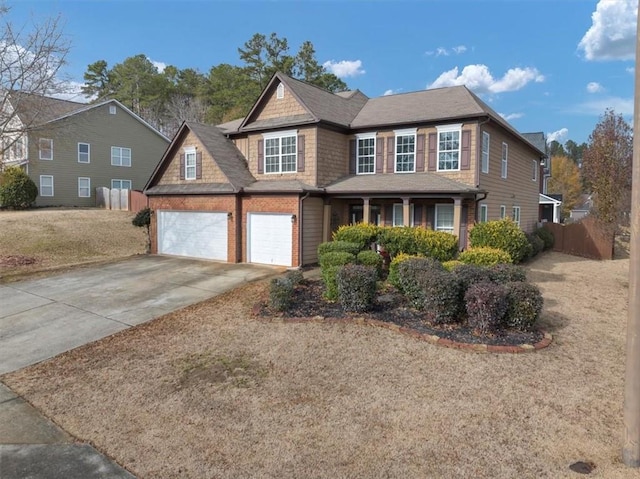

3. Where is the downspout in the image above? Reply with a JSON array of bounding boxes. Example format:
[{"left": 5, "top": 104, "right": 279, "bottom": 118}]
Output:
[
  {"left": 298, "top": 191, "right": 310, "bottom": 269},
  {"left": 474, "top": 192, "right": 488, "bottom": 223}
]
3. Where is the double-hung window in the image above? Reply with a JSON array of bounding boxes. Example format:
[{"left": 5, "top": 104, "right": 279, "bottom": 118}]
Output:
[
  {"left": 78, "top": 143, "right": 90, "bottom": 163},
  {"left": 481, "top": 131, "right": 490, "bottom": 174},
  {"left": 111, "top": 146, "right": 131, "bottom": 167},
  {"left": 184, "top": 147, "right": 197, "bottom": 180},
  {"left": 435, "top": 204, "right": 454, "bottom": 233},
  {"left": 78, "top": 177, "right": 90, "bottom": 197},
  {"left": 392, "top": 203, "right": 415, "bottom": 227},
  {"left": 40, "top": 175, "right": 54, "bottom": 196},
  {"left": 512, "top": 206, "right": 521, "bottom": 226},
  {"left": 479, "top": 204, "right": 488, "bottom": 222},
  {"left": 500, "top": 205, "right": 506, "bottom": 219},
  {"left": 501, "top": 143, "right": 508, "bottom": 178},
  {"left": 437, "top": 124, "right": 461, "bottom": 171},
  {"left": 263, "top": 130, "right": 297, "bottom": 174},
  {"left": 532, "top": 160, "right": 538, "bottom": 181},
  {"left": 356, "top": 133, "right": 376, "bottom": 174},
  {"left": 39, "top": 138, "right": 53, "bottom": 160},
  {"left": 394, "top": 129, "right": 416, "bottom": 172},
  {"left": 111, "top": 179, "right": 132, "bottom": 190}
]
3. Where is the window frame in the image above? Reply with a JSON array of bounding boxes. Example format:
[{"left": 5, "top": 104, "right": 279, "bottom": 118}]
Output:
[
  {"left": 394, "top": 128, "right": 416, "bottom": 173},
  {"left": 184, "top": 147, "right": 197, "bottom": 180},
  {"left": 39, "top": 138, "right": 53, "bottom": 160},
  {"left": 109, "top": 105, "right": 117, "bottom": 115},
  {"left": 500, "top": 205, "right": 506, "bottom": 219},
  {"left": 532, "top": 159, "right": 538, "bottom": 181},
  {"left": 262, "top": 130, "right": 297, "bottom": 174},
  {"left": 78, "top": 177, "right": 91, "bottom": 198},
  {"left": 481, "top": 131, "right": 490, "bottom": 174},
  {"left": 392, "top": 203, "right": 415, "bottom": 227},
  {"left": 512, "top": 206, "right": 521, "bottom": 226},
  {"left": 276, "top": 82, "right": 285, "bottom": 99},
  {"left": 111, "top": 179, "right": 132, "bottom": 190},
  {"left": 435, "top": 203, "right": 455, "bottom": 233},
  {"left": 501, "top": 142, "right": 508, "bottom": 179},
  {"left": 111, "top": 146, "right": 132, "bottom": 167},
  {"left": 78, "top": 143, "right": 90, "bottom": 163},
  {"left": 479, "top": 204, "right": 488, "bottom": 222},
  {"left": 436, "top": 124, "right": 462, "bottom": 172},
  {"left": 356, "top": 133, "right": 376, "bottom": 175},
  {"left": 39, "top": 175, "right": 54, "bottom": 196}
]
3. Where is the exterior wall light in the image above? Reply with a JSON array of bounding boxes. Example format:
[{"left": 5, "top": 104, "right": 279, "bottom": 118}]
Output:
[{"left": 291, "top": 214, "right": 297, "bottom": 223}]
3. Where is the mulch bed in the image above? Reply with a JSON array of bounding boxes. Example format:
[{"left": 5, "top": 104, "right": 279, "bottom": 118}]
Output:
[
  {"left": 0, "top": 255, "right": 39, "bottom": 267},
  {"left": 256, "top": 279, "right": 546, "bottom": 349}
]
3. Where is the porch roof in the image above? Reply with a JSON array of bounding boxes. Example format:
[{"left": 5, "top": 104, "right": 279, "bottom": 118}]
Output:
[
  {"left": 243, "top": 179, "right": 322, "bottom": 193},
  {"left": 324, "top": 173, "right": 483, "bottom": 195},
  {"left": 145, "top": 183, "right": 236, "bottom": 195}
]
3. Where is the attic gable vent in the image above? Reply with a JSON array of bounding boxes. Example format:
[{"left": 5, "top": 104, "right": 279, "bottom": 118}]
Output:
[
  {"left": 109, "top": 105, "right": 116, "bottom": 115},
  {"left": 276, "top": 82, "right": 284, "bottom": 99}
]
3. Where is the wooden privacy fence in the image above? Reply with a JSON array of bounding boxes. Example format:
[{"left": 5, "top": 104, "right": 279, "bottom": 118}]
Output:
[
  {"left": 543, "top": 216, "right": 614, "bottom": 260},
  {"left": 95, "top": 188, "right": 148, "bottom": 213}
]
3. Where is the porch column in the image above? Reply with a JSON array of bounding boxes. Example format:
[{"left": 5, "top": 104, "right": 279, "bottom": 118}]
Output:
[
  {"left": 322, "top": 202, "right": 332, "bottom": 242},
  {"left": 362, "top": 197, "right": 371, "bottom": 224},
  {"left": 453, "top": 197, "right": 462, "bottom": 238},
  {"left": 402, "top": 197, "right": 411, "bottom": 227}
]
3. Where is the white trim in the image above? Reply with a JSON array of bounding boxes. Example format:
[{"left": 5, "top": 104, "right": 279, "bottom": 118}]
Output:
[
  {"left": 78, "top": 177, "right": 90, "bottom": 197},
  {"left": 276, "top": 82, "right": 285, "bottom": 99},
  {"left": 532, "top": 159, "right": 538, "bottom": 181},
  {"left": 39, "top": 138, "right": 53, "bottom": 160},
  {"left": 500, "top": 205, "right": 506, "bottom": 219},
  {"left": 393, "top": 127, "right": 417, "bottom": 136},
  {"left": 111, "top": 179, "right": 132, "bottom": 190},
  {"left": 435, "top": 203, "right": 455, "bottom": 233},
  {"left": 109, "top": 105, "right": 117, "bottom": 115},
  {"left": 479, "top": 204, "right": 488, "bottom": 222},
  {"left": 356, "top": 135, "right": 376, "bottom": 175},
  {"left": 111, "top": 146, "right": 132, "bottom": 167},
  {"left": 78, "top": 142, "right": 90, "bottom": 163},
  {"left": 501, "top": 142, "right": 508, "bottom": 179},
  {"left": 392, "top": 203, "right": 415, "bottom": 227},
  {"left": 436, "top": 123, "right": 463, "bottom": 132},
  {"left": 262, "top": 131, "right": 297, "bottom": 174},
  {"left": 481, "top": 131, "right": 490, "bottom": 174},
  {"left": 356, "top": 132, "right": 376, "bottom": 140},
  {"left": 436, "top": 126, "right": 461, "bottom": 172},
  {"left": 512, "top": 206, "right": 521, "bottom": 226},
  {"left": 394, "top": 130, "right": 416, "bottom": 173},
  {"left": 262, "top": 129, "right": 297, "bottom": 140},
  {"left": 39, "top": 175, "right": 54, "bottom": 197},
  {"left": 184, "top": 146, "right": 196, "bottom": 180}
]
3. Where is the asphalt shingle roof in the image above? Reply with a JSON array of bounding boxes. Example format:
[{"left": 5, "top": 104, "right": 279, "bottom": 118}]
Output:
[
  {"left": 145, "top": 183, "right": 236, "bottom": 195},
  {"left": 325, "top": 173, "right": 482, "bottom": 195},
  {"left": 9, "top": 91, "right": 84, "bottom": 126}
]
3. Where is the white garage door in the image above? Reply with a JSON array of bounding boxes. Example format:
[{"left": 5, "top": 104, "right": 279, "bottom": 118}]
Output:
[
  {"left": 248, "top": 213, "right": 292, "bottom": 266},
  {"left": 157, "top": 211, "right": 228, "bottom": 261}
]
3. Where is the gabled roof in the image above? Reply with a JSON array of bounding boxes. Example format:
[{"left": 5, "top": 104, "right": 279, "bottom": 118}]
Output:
[
  {"left": 522, "top": 132, "right": 547, "bottom": 156},
  {"left": 8, "top": 91, "right": 84, "bottom": 126},
  {"left": 539, "top": 193, "right": 562, "bottom": 205},
  {"left": 145, "top": 121, "right": 255, "bottom": 193}
]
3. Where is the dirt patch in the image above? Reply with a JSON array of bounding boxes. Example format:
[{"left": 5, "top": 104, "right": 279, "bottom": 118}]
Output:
[{"left": 2, "top": 251, "right": 635, "bottom": 478}]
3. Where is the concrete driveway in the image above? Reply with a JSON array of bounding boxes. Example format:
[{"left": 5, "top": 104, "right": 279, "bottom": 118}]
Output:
[{"left": 0, "top": 255, "right": 280, "bottom": 375}]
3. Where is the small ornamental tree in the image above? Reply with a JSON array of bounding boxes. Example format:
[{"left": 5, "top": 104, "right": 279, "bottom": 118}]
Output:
[
  {"left": 132, "top": 207, "right": 152, "bottom": 253},
  {"left": 0, "top": 166, "right": 37, "bottom": 209}
]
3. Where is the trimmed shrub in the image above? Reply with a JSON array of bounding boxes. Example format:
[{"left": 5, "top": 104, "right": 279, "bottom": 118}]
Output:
[
  {"left": 465, "top": 282, "right": 508, "bottom": 335},
  {"left": 377, "top": 226, "right": 458, "bottom": 261},
  {"left": 337, "top": 264, "right": 378, "bottom": 313},
  {"left": 526, "top": 232, "right": 544, "bottom": 259},
  {"left": 269, "top": 277, "right": 294, "bottom": 312},
  {"left": 488, "top": 263, "right": 527, "bottom": 284},
  {"left": 132, "top": 207, "right": 152, "bottom": 253},
  {"left": 286, "top": 269, "right": 304, "bottom": 285},
  {"left": 332, "top": 223, "right": 379, "bottom": 250},
  {"left": 504, "top": 282, "right": 544, "bottom": 331},
  {"left": 319, "top": 251, "right": 356, "bottom": 300},
  {"left": 458, "top": 247, "right": 512, "bottom": 266},
  {"left": 317, "top": 240, "right": 361, "bottom": 257},
  {"left": 469, "top": 219, "right": 531, "bottom": 263},
  {"left": 420, "top": 269, "right": 462, "bottom": 324},
  {"left": 397, "top": 257, "right": 447, "bottom": 309},
  {"left": 442, "top": 260, "right": 463, "bottom": 272},
  {"left": 0, "top": 166, "right": 37, "bottom": 209},
  {"left": 356, "top": 250, "right": 383, "bottom": 278},
  {"left": 453, "top": 264, "right": 493, "bottom": 293},
  {"left": 534, "top": 227, "right": 555, "bottom": 250},
  {"left": 387, "top": 253, "right": 423, "bottom": 290}
]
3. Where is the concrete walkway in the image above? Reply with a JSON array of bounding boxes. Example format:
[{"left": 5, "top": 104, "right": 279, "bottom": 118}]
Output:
[{"left": 0, "top": 256, "right": 282, "bottom": 478}]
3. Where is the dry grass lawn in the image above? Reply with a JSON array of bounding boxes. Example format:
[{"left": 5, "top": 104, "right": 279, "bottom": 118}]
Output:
[
  {"left": 2, "top": 250, "right": 634, "bottom": 478},
  {"left": 0, "top": 208, "right": 146, "bottom": 282}
]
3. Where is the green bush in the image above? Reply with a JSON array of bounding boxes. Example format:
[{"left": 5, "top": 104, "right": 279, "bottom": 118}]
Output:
[
  {"left": 458, "top": 247, "right": 512, "bottom": 266},
  {"left": 534, "top": 227, "right": 555, "bottom": 250},
  {"left": 356, "top": 250, "right": 383, "bottom": 278},
  {"left": 269, "top": 277, "right": 295, "bottom": 312},
  {"left": 0, "top": 166, "right": 37, "bottom": 209},
  {"left": 420, "top": 270, "right": 462, "bottom": 325},
  {"left": 337, "top": 264, "right": 378, "bottom": 313},
  {"left": 332, "top": 223, "right": 379, "bottom": 250},
  {"left": 377, "top": 226, "right": 458, "bottom": 261},
  {"left": 469, "top": 219, "right": 531, "bottom": 264},
  {"left": 465, "top": 282, "right": 508, "bottom": 335},
  {"left": 132, "top": 207, "right": 151, "bottom": 227},
  {"left": 286, "top": 269, "right": 304, "bottom": 285},
  {"left": 397, "top": 257, "right": 446, "bottom": 309},
  {"left": 319, "top": 251, "right": 356, "bottom": 300},
  {"left": 317, "top": 240, "right": 361, "bottom": 257},
  {"left": 387, "top": 253, "right": 423, "bottom": 290},
  {"left": 526, "top": 232, "right": 544, "bottom": 259},
  {"left": 442, "top": 260, "right": 463, "bottom": 272},
  {"left": 453, "top": 264, "right": 493, "bottom": 293},
  {"left": 488, "top": 263, "right": 527, "bottom": 284},
  {"left": 504, "top": 282, "right": 544, "bottom": 331}
]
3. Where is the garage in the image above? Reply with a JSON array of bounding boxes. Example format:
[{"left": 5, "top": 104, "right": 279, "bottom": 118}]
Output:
[
  {"left": 247, "top": 213, "right": 293, "bottom": 266},
  {"left": 157, "top": 211, "right": 228, "bottom": 261}
]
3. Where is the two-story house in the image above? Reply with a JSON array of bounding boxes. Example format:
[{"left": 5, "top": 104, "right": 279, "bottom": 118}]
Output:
[
  {"left": 1, "top": 92, "right": 169, "bottom": 207},
  {"left": 144, "top": 72, "right": 545, "bottom": 267}
]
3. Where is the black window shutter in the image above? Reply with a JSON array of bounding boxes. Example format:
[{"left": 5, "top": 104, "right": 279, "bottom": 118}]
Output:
[
  {"left": 257, "top": 139, "right": 264, "bottom": 174},
  {"left": 376, "top": 137, "right": 384, "bottom": 173},
  {"left": 426, "top": 205, "right": 435, "bottom": 229},
  {"left": 387, "top": 137, "right": 395, "bottom": 173},
  {"left": 384, "top": 204, "right": 393, "bottom": 226},
  {"left": 416, "top": 134, "right": 425, "bottom": 172},
  {"left": 428, "top": 133, "right": 437, "bottom": 171},
  {"left": 179, "top": 153, "right": 185, "bottom": 180},
  {"left": 297, "top": 135, "right": 305, "bottom": 172},
  {"left": 349, "top": 139, "right": 356, "bottom": 174},
  {"left": 461, "top": 130, "right": 471, "bottom": 170},
  {"left": 414, "top": 204, "right": 423, "bottom": 226},
  {"left": 195, "top": 152, "right": 202, "bottom": 179}
]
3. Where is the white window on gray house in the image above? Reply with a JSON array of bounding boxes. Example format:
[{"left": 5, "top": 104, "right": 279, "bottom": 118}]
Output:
[
  {"left": 39, "top": 138, "right": 53, "bottom": 160},
  {"left": 184, "top": 147, "right": 197, "bottom": 180},
  {"left": 357, "top": 133, "right": 376, "bottom": 174},
  {"left": 437, "top": 124, "right": 461, "bottom": 171},
  {"left": 111, "top": 146, "right": 131, "bottom": 167},
  {"left": 78, "top": 177, "right": 90, "bottom": 197},
  {"left": 392, "top": 203, "right": 415, "bottom": 227},
  {"left": 479, "top": 204, "right": 488, "bottom": 222},
  {"left": 276, "top": 82, "right": 285, "bottom": 99},
  {"left": 395, "top": 129, "right": 416, "bottom": 172},
  {"left": 435, "top": 204, "right": 454, "bottom": 233},
  {"left": 512, "top": 206, "right": 521, "bottom": 226},
  {"left": 111, "top": 179, "right": 132, "bottom": 190},
  {"left": 501, "top": 142, "right": 508, "bottom": 178},
  {"left": 532, "top": 159, "right": 538, "bottom": 181},
  {"left": 500, "top": 205, "right": 506, "bottom": 219},
  {"left": 481, "top": 131, "right": 490, "bottom": 174},
  {"left": 263, "top": 130, "right": 297, "bottom": 174},
  {"left": 78, "top": 143, "right": 90, "bottom": 163},
  {"left": 109, "top": 105, "right": 117, "bottom": 114},
  {"left": 40, "top": 175, "right": 53, "bottom": 196}
]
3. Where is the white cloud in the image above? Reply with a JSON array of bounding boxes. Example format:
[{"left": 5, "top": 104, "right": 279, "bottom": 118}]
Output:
[
  {"left": 436, "top": 47, "right": 449, "bottom": 57},
  {"left": 578, "top": 0, "right": 637, "bottom": 61},
  {"left": 149, "top": 59, "right": 167, "bottom": 73},
  {"left": 383, "top": 89, "right": 401, "bottom": 96},
  {"left": 452, "top": 45, "right": 467, "bottom": 54},
  {"left": 574, "top": 96, "right": 634, "bottom": 115},
  {"left": 427, "top": 64, "right": 544, "bottom": 94},
  {"left": 48, "top": 81, "right": 93, "bottom": 102},
  {"left": 425, "top": 45, "right": 467, "bottom": 57},
  {"left": 586, "top": 81, "right": 604, "bottom": 93},
  {"left": 547, "top": 128, "right": 569, "bottom": 144},
  {"left": 322, "top": 60, "right": 365, "bottom": 78},
  {"left": 499, "top": 112, "right": 524, "bottom": 121}
]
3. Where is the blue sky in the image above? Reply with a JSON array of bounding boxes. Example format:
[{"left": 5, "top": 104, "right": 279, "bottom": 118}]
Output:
[{"left": 7, "top": 0, "right": 637, "bottom": 145}]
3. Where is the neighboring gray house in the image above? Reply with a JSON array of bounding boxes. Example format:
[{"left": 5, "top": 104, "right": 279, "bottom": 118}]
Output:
[
  {"left": 1, "top": 92, "right": 169, "bottom": 207},
  {"left": 570, "top": 194, "right": 593, "bottom": 221}
]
